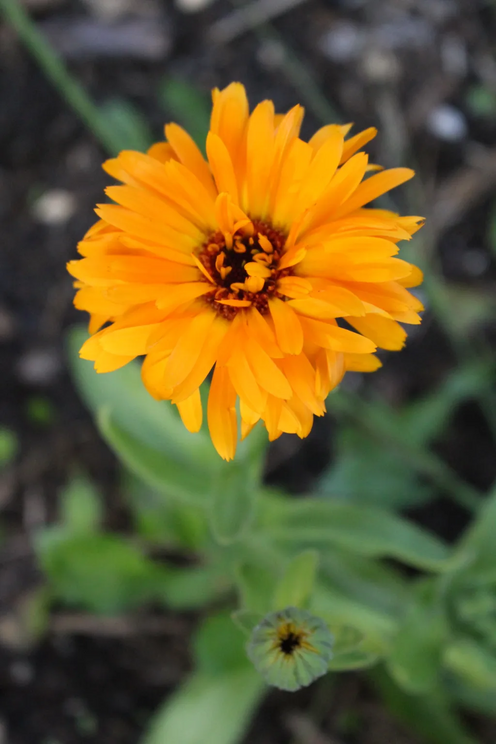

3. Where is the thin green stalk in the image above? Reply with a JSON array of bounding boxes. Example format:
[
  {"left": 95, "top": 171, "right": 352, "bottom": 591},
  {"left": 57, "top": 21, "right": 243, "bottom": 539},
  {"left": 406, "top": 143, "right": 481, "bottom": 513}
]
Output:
[{"left": 0, "top": 0, "right": 118, "bottom": 155}]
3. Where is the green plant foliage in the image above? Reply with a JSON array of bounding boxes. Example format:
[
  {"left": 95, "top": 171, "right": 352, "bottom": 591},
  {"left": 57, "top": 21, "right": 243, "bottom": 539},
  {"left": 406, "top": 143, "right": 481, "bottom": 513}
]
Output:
[
  {"left": 59, "top": 475, "right": 103, "bottom": 534},
  {"left": 64, "top": 321, "right": 496, "bottom": 738},
  {"left": 387, "top": 581, "right": 447, "bottom": 694},
  {"left": 318, "top": 426, "right": 434, "bottom": 508},
  {"left": 262, "top": 497, "right": 451, "bottom": 571},
  {"left": 37, "top": 530, "right": 164, "bottom": 614},
  {"left": 0, "top": 427, "right": 18, "bottom": 468},
  {"left": 443, "top": 638, "right": 496, "bottom": 691},
  {"left": 143, "top": 669, "right": 264, "bottom": 744},
  {"left": 98, "top": 407, "right": 211, "bottom": 507},
  {"left": 193, "top": 612, "right": 248, "bottom": 675},
  {"left": 209, "top": 461, "right": 257, "bottom": 545},
  {"left": 99, "top": 98, "right": 154, "bottom": 153},
  {"left": 373, "top": 668, "right": 478, "bottom": 744},
  {"left": 234, "top": 561, "right": 280, "bottom": 615},
  {"left": 272, "top": 550, "right": 319, "bottom": 610}
]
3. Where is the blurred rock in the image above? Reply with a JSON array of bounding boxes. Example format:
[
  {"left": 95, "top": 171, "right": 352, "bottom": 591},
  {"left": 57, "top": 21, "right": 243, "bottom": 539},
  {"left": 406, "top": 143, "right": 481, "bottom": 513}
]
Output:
[
  {"left": 374, "top": 16, "right": 434, "bottom": 51},
  {"left": 427, "top": 104, "right": 468, "bottom": 142},
  {"left": 17, "top": 348, "right": 62, "bottom": 386},
  {"left": 40, "top": 15, "right": 171, "bottom": 61},
  {"left": 362, "top": 48, "right": 401, "bottom": 84},
  {"left": 10, "top": 660, "right": 34, "bottom": 686},
  {"left": 81, "top": 0, "right": 159, "bottom": 21},
  {"left": 417, "top": 0, "right": 457, "bottom": 24},
  {"left": 441, "top": 35, "right": 467, "bottom": 78},
  {"left": 175, "top": 0, "right": 216, "bottom": 13},
  {"left": 462, "top": 248, "right": 490, "bottom": 278},
  {"left": 32, "top": 189, "right": 76, "bottom": 226},
  {"left": 257, "top": 39, "right": 286, "bottom": 70},
  {"left": 319, "top": 21, "right": 364, "bottom": 63}
]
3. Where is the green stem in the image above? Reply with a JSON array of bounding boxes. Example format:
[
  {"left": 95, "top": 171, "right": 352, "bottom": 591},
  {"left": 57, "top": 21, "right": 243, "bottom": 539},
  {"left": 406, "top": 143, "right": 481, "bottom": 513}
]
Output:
[{"left": 0, "top": 0, "right": 118, "bottom": 154}]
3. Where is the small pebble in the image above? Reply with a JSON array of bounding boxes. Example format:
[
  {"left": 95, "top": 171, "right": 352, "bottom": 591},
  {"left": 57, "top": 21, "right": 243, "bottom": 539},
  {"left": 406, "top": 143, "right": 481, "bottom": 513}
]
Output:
[
  {"left": 10, "top": 660, "right": 34, "bottom": 686},
  {"left": 462, "top": 248, "right": 490, "bottom": 277},
  {"left": 319, "top": 22, "right": 364, "bottom": 63},
  {"left": 32, "top": 190, "right": 76, "bottom": 226},
  {"left": 81, "top": 0, "right": 155, "bottom": 20},
  {"left": 18, "top": 348, "right": 62, "bottom": 386},
  {"left": 441, "top": 35, "right": 467, "bottom": 78},
  {"left": 362, "top": 48, "right": 401, "bottom": 84},
  {"left": 427, "top": 104, "right": 468, "bottom": 142},
  {"left": 257, "top": 40, "right": 286, "bottom": 70},
  {"left": 175, "top": 0, "right": 215, "bottom": 12}
]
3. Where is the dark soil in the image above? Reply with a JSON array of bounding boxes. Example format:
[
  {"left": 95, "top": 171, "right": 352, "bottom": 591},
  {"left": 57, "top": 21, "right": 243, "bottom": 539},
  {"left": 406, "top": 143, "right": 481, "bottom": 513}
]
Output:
[{"left": 1, "top": 0, "right": 496, "bottom": 741}]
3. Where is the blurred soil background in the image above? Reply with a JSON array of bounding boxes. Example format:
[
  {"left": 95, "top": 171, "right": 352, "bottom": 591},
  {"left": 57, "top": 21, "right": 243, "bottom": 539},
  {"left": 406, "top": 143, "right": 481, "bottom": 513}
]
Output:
[{"left": 1, "top": 0, "right": 496, "bottom": 742}]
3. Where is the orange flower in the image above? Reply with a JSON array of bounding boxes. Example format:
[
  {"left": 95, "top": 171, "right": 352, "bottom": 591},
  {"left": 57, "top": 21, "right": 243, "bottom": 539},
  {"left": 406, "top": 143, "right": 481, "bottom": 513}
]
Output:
[{"left": 68, "top": 82, "right": 424, "bottom": 460}]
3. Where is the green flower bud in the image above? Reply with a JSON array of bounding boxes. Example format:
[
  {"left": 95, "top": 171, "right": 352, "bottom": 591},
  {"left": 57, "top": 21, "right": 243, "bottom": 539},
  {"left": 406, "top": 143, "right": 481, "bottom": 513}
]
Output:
[{"left": 247, "top": 607, "right": 334, "bottom": 692}]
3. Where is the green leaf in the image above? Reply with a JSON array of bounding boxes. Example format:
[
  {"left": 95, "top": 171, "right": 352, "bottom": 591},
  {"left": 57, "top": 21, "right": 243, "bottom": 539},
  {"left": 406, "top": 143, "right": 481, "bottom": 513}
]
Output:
[
  {"left": 158, "top": 77, "right": 210, "bottom": 151},
  {"left": 123, "top": 471, "right": 208, "bottom": 550},
  {"left": 142, "top": 669, "right": 264, "bottom": 744},
  {"left": 193, "top": 613, "right": 247, "bottom": 675},
  {"left": 98, "top": 407, "right": 209, "bottom": 507},
  {"left": 311, "top": 585, "right": 395, "bottom": 656},
  {"left": 272, "top": 550, "right": 319, "bottom": 610},
  {"left": 36, "top": 530, "right": 161, "bottom": 614},
  {"left": 209, "top": 461, "right": 257, "bottom": 545},
  {"left": 456, "top": 481, "right": 496, "bottom": 571},
  {"left": 373, "top": 668, "right": 479, "bottom": 744},
  {"left": 247, "top": 607, "right": 334, "bottom": 692},
  {"left": 98, "top": 98, "right": 153, "bottom": 152},
  {"left": 317, "top": 427, "right": 433, "bottom": 509},
  {"left": 327, "top": 625, "right": 379, "bottom": 671},
  {"left": 328, "top": 649, "right": 379, "bottom": 671},
  {"left": 263, "top": 498, "right": 451, "bottom": 571},
  {"left": 444, "top": 638, "right": 496, "bottom": 690},
  {"left": 400, "top": 362, "right": 494, "bottom": 447},
  {"left": 231, "top": 610, "right": 263, "bottom": 636},
  {"left": 320, "top": 549, "right": 407, "bottom": 617},
  {"left": 59, "top": 475, "right": 102, "bottom": 534},
  {"left": 234, "top": 561, "right": 279, "bottom": 615},
  {"left": 450, "top": 676, "right": 496, "bottom": 716},
  {"left": 387, "top": 581, "right": 447, "bottom": 694},
  {"left": 0, "top": 427, "right": 18, "bottom": 468},
  {"left": 159, "top": 564, "right": 229, "bottom": 610},
  {"left": 67, "top": 326, "right": 216, "bottom": 470}
]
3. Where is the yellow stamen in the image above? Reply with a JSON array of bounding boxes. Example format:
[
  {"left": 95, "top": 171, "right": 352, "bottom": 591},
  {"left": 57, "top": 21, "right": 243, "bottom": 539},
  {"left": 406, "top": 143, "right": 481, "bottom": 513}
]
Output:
[
  {"left": 245, "top": 275, "right": 265, "bottom": 293},
  {"left": 215, "top": 252, "right": 225, "bottom": 272},
  {"left": 258, "top": 234, "right": 273, "bottom": 253}
]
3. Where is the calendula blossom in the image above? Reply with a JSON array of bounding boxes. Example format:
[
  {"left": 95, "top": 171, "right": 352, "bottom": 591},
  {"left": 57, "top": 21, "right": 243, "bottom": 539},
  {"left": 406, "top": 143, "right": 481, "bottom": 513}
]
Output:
[{"left": 68, "top": 82, "right": 424, "bottom": 460}]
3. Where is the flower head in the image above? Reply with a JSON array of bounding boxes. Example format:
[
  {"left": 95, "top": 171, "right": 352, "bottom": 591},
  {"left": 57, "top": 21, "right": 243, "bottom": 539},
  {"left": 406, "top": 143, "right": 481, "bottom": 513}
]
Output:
[
  {"left": 247, "top": 607, "right": 334, "bottom": 691},
  {"left": 68, "top": 82, "right": 424, "bottom": 460}
]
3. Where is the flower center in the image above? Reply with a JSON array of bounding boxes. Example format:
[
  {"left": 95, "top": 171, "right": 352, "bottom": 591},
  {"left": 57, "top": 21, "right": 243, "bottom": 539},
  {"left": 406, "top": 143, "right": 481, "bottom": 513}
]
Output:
[
  {"left": 198, "top": 220, "right": 289, "bottom": 319},
  {"left": 275, "top": 621, "right": 308, "bottom": 657}
]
